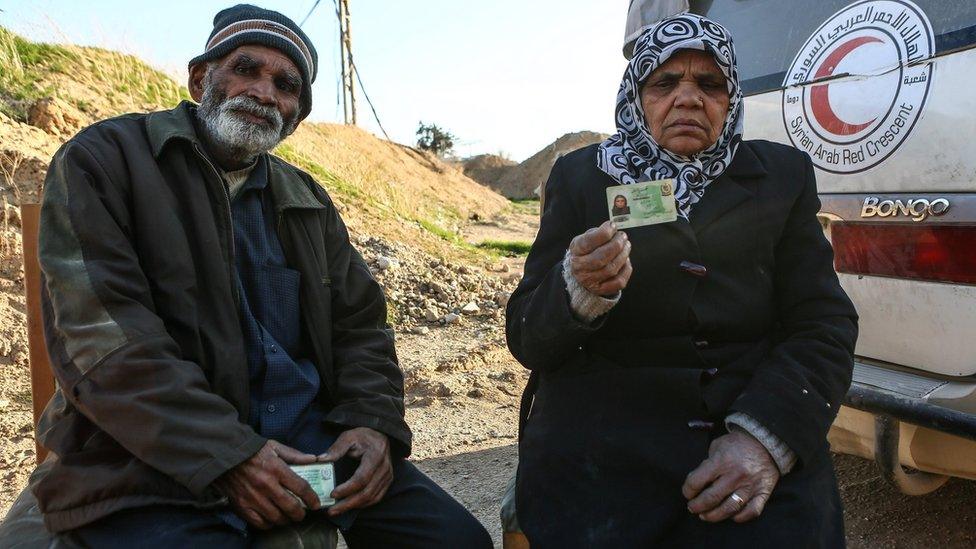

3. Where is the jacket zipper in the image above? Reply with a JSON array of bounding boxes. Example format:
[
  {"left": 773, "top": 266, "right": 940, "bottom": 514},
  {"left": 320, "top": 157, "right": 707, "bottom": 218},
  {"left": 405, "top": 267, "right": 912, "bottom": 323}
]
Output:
[{"left": 193, "top": 144, "right": 240, "bottom": 308}]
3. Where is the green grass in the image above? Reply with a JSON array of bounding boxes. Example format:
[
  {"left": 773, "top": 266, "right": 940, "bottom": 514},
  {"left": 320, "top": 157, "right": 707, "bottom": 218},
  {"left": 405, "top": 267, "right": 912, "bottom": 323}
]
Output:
[
  {"left": 418, "top": 218, "right": 463, "bottom": 244},
  {"left": 386, "top": 300, "right": 400, "bottom": 325},
  {"left": 417, "top": 218, "right": 529, "bottom": 261},
  {"left": 276, "top": 144, "right": 497, "bottom": 262},
  {"left": 509, "top": 198, "right": 541, "bottom": 216},
  {"left": 0, "top": 26, "right": 189, "bottom": 121},
  {"left": 274, "top": 143, "right": 365, "bottom": 202},
  {"left": 476, "top": 239, "right": 532, "bottom": 256},
  {"left": 0, "top": 27, "right": 68, "bottom": 118},
  {"left": 276, "top": 143, "right": 508, "bottom": 264}
]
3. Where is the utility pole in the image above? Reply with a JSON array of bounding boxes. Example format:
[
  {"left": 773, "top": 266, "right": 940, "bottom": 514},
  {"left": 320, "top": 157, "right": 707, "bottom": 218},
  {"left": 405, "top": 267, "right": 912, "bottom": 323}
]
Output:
[{"left": 338, "top": 0, "right": 357, "bottom": 125}]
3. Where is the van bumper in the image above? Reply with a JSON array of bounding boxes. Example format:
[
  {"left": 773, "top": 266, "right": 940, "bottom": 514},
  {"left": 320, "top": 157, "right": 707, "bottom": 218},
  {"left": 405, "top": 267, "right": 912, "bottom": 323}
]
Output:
[
  {"left": 845, "top": 376, "right": 976, "bottom": 441},
  {"left": 829, "top": 360, "right": 976, "bottom": 489}
]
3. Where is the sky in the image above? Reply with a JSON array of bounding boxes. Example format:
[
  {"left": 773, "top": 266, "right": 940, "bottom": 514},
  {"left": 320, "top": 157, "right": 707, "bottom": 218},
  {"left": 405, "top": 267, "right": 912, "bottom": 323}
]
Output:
[{"left": 1, "top": 0, "right": 630, "bottom": 161}]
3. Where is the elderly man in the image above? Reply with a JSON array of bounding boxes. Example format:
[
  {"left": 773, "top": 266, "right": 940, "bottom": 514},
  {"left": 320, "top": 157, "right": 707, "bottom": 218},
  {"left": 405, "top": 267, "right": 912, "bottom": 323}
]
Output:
[{"left": 3, "top": 4, "right": 491, "bottom": 548}]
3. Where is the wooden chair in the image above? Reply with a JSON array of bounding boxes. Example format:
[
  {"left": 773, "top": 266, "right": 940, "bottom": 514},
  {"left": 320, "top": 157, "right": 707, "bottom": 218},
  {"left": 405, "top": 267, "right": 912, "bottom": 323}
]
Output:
[
  {"left": 0, "top": 204, "right": 57, "bottom": 547},
  {"left": 21, "top": 203, "right": 54, "bottom": 465}
]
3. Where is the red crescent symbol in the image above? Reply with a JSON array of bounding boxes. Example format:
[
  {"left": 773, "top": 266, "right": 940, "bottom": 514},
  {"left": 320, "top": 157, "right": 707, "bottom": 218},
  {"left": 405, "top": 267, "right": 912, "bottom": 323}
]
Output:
[{"left": 810, "top": 36, "right": 883, "bottom": 135}]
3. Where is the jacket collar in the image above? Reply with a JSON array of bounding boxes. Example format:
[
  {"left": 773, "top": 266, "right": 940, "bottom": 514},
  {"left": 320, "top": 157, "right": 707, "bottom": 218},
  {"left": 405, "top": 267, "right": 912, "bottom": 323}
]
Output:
[
  {"left": 268, "top": 158, "right": 327, "bottom": 212},
  {"left": 146, "top": 101, "right": 204, "bottom": 158},
  {"left": 722, "top": 140, "right": 768, "bottom": 180},
  {"left": 689, "top": 142, "right": 767, "bottom": 232},
  {"left": 147, "top": 101, "right": 325, "bottom": 211}
]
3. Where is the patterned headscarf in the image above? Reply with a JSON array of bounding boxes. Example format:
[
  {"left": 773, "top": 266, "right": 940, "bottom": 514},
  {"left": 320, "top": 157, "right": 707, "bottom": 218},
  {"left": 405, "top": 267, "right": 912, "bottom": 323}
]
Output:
[{"left": 597, "top": 13, "right": 743, "bottom": 219}]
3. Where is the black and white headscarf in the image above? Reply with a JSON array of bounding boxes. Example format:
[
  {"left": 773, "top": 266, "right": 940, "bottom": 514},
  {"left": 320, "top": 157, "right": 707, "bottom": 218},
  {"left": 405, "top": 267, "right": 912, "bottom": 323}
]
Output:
[{"left": 597, "top": 13, "right": 743, "bottom": 219}]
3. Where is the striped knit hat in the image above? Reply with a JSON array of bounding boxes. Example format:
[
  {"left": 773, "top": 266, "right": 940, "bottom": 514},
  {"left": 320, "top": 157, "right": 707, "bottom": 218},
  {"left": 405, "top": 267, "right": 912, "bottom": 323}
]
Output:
[{"left": 189, "top": 4, "right": 317, "bottom": 120}]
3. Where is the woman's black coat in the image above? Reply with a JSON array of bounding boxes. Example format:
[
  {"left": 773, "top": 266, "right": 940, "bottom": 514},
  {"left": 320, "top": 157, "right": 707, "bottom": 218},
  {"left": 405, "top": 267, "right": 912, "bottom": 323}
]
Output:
[{"left": 506, "top": 140, "right": 858, "bottom": 548}]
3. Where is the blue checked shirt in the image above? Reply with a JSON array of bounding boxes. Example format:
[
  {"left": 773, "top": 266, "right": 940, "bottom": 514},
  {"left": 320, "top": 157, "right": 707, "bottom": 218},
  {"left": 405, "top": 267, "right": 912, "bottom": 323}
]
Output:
[{"left": 226, "top": 156, "right": 329, "bottom": 449}]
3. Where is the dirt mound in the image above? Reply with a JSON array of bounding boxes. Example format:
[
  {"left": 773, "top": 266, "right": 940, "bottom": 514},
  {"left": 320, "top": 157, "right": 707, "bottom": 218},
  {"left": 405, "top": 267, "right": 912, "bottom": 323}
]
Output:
[
  {"left": 281, "top": 123, "right": 508, "bottom": 253},
  {"left": 461, "top": 154, "right": 516, "bottom": 190},
  {"left": 1, "top": 26, "right": 189, "bottom": 126},
  {"left": 492, "top": 131, "right": 609, "bottom": 199},
  {"left": 0, "top": 26, "right": 509, "bottom": 259}
]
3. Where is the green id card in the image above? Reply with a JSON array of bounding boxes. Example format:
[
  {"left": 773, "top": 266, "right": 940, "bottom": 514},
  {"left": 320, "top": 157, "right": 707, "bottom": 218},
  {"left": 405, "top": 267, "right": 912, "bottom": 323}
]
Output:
[
  {"left": 606, "top": 179, "right": 678, "bottom": 228},
  {"left": 290, "top": 463, "right": 337, "bottom": 507}
]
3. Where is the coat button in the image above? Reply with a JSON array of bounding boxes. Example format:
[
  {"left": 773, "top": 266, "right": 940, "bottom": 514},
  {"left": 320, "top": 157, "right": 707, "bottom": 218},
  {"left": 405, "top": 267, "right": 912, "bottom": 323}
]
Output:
[
  {"left": 694, "top": 340, "right": 709, "bottom": 349},
  {"left": 267, "top": 404, "right": 277, "bottom": 413},
  {"left": 688, "top": 419, "right": 715, "bottom": 431},
  {"left": 704, "top": 367, "right": 719, "bottom": 378},
  {"left": 679, "top": 261, "right": 707, "bottom": 278}
]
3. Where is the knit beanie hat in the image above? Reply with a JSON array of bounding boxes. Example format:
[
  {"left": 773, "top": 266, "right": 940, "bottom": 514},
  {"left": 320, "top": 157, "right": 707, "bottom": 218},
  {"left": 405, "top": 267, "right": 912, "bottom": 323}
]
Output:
[{"left": 189, "top": 4, "right": 317, "bottom": 120}]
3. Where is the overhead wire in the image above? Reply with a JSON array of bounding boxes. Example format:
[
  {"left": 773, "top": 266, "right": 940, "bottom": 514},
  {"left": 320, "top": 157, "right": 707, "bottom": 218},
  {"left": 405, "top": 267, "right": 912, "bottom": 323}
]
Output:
[
  {"left": 298, "top": 0, "right": 346, "bottom": 118},
  {"left": 349, "top": 56, "right": 392, "bottom": 141},
  {"left": 331, "top": 0, "right": 342, "bottom": 120},
  {"left": 299, "top": 0, "right": 322, "bottom": 27},
  {"left": 331, "top": 0, "right": 394, "bottom": 141},
  {"left": 301, "top": 0, "right": 396, "bottom": 143}
]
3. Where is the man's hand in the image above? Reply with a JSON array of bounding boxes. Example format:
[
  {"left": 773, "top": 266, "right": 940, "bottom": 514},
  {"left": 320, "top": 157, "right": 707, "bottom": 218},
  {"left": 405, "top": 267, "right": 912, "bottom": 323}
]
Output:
[
  {"left": 682, "top": 430, "right": 780, "bottom": 523},
  {"left": 568, "top": 221, "right": 633, "bottom": 297},
  {"left": 213, "top": 440, "right": 320, "bottom": 530},
  {"left": 318, "top": 427, "right": 393, "bottom": 517}
]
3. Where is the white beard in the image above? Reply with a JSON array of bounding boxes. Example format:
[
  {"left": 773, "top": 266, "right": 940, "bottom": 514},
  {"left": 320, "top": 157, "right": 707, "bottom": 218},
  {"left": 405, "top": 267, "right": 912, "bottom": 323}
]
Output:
[{"left": 197, "top": 72, "right": 297, "bottom": 162}]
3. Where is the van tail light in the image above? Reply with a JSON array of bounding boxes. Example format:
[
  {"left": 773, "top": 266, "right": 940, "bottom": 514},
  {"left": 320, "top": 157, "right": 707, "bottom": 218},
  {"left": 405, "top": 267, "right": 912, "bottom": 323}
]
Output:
[{"left": 830, "top": 223, "right": 976, "bottom": 285}]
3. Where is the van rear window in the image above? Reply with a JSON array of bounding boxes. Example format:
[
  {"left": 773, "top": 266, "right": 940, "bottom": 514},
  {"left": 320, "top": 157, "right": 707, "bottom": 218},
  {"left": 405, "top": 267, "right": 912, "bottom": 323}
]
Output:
[{"left": 692, "top": 0, "right": 976, "bottom": 95}]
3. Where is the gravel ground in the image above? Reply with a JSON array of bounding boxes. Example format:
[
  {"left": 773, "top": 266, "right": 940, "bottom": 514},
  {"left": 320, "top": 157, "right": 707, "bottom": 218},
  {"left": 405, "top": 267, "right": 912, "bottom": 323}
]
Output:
[{"left": 837, "top": 453, "right": 976, "bottom": 548}]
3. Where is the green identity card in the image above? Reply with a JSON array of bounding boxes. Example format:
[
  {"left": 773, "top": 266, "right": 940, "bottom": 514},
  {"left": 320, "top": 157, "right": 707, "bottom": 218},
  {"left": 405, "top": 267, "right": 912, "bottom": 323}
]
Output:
[
  {"left": 606, "top": 179, "right": 678, "bottom": 228},
  {"left": 290, "top": 463, "right": 337, "bottom": 507}
]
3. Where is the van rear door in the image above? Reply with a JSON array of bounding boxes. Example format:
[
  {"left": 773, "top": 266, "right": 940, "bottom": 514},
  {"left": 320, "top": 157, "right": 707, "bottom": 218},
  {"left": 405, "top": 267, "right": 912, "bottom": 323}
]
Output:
[{"left": 693, "top": 0, "right": 976, "bottom": 376}]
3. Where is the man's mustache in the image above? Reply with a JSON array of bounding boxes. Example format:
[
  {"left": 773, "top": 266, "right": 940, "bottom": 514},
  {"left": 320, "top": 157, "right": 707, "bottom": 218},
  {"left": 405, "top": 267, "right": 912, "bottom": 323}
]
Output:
[{"left": 221, "top": 96, "right": 283, "bottom": 128}]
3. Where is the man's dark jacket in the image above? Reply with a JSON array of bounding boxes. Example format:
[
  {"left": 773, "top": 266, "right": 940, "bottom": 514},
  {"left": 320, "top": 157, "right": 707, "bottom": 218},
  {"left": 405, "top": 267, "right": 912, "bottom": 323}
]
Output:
[
  {"left": 507, "top": 141, "right": 858, "bottom": 547},
  {"left": 31, "top": 101, "right": 410, "bottom": 532}
]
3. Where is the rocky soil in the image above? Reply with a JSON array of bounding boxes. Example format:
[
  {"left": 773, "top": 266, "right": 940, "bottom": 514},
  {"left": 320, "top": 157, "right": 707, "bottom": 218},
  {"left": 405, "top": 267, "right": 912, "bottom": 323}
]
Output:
[{"left": 357, "top": 234, "right": 520, "bottom": 332}]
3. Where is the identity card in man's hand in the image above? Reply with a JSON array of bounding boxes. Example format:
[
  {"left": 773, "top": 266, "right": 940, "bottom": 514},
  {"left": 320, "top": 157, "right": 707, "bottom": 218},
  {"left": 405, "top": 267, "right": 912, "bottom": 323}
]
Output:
[
  {"left": 290, "top": 463, "right": 336, "bottom": 507},
  {"left": 606, "top": 179, "right": 677, "bottom": 229}
]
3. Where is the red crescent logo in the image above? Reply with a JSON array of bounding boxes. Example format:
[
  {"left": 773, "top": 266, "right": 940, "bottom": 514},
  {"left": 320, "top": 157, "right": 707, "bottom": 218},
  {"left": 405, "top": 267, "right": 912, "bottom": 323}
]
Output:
[{"left": 810, "top": 36, "right": 883, "bottom": 136}]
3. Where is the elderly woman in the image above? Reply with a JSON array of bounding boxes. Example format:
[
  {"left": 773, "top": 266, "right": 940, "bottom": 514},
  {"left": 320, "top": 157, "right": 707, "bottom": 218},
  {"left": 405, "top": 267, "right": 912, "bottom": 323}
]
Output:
[{"left": 506, "top": 13, "right": 857, "bottom": 548}]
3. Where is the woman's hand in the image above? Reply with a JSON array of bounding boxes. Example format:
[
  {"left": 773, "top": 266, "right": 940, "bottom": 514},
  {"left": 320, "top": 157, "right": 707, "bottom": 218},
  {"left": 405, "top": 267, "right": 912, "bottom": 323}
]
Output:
[
  {"left": 682, "top": 430, "right": 780, "bottom": 523},
  {"left": 568, "top": 221, "right": 633, "bottom": 297}
]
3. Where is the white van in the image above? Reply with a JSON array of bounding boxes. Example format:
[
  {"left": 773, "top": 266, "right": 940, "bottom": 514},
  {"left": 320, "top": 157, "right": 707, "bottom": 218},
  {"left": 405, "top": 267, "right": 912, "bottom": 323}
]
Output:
[{"left": 624, "top": 0, "right": 976, "bottom": 494}]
